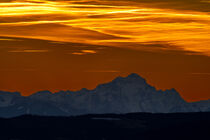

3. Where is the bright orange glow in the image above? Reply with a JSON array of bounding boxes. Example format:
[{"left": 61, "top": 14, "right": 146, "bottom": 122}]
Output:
[
  {"left": 0, "top": 0, "right": 210, "bottom": 101},
  {"left": 0, "top": 0, "right": 210, "bottom": 55}
]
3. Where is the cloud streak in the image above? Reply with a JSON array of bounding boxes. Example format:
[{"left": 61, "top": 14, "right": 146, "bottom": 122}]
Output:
[
  {"left": 8, "top": 49, "right": 49, "bottom": 53},
  {"left": 0, "top": 0, "right": 210, "bottom": 56}
]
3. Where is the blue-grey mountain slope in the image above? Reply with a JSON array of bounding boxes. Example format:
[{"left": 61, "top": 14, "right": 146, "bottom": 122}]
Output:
[{"left": 0, "top": 73, "right": 209, "bottom": 117}]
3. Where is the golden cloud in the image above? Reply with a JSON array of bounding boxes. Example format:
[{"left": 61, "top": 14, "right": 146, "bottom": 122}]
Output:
[{"left": 0, "top": 0, "right": 210, "bottom": 56}]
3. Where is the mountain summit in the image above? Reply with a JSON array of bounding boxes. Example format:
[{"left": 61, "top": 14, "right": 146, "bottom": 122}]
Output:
[{"left": 0, "top": 73, "right": 209, "bottom": 117}]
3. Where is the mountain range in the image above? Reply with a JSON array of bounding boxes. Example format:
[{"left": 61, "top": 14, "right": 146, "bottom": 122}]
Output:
[{"left": 0, "top": 73, "right": 209, "bottom": 118}]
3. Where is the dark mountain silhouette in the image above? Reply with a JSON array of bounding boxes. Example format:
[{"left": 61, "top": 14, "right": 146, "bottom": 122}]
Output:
[
  {"left": 0, "top": 112, "right": 210, "bottom": 140},
  {"left": 0, "top": 73, "right": 209, "bottom": 117}
]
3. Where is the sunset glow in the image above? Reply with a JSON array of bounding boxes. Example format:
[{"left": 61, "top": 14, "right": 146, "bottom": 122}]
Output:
[
  {"left": 1, "top": 0, "right": 210, "bottom": 55},
  {"left": 0, "top": 0, "right": 210, "bottom": 101}
]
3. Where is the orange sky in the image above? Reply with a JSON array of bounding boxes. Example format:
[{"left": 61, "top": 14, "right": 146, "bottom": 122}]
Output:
[{"left": 0, "top": 0, "right": 210, "bottom": 101}]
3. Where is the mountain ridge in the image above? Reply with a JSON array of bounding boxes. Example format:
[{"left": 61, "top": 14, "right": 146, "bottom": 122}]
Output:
[{"left": 0, "top": 73, "right": 209, "bottom": 117}]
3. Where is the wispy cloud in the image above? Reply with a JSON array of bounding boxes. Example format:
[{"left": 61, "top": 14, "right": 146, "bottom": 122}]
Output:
[
  {"left": 0, "top": 38, "right": 16, "bottom": 41},
  {"left": 0, "top": 0, "right": 210, "bottom": 56},
  {"left": 85, "top": 70, "right": 120, "bottom": 73},
  {"left": 0, "top": 68, "right": 36, "bottom": 72},
  {"left": 81, "top": 50, "right": 97, "bottom": 54},
  {"left": 190, "top": 73, "right": 210, "bottom": 76},
  {"left": 8, "top": 49, "right": 49, "bottom": 53},
  {"left": 71, "top": 50, "right": 97, "bottom": 55}
]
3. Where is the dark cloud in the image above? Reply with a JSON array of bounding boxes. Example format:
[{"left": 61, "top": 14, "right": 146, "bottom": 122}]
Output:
[
  {"left": 0, "top": 0, "right": 13, "bottom": 2},
  {"left": 118, "top": 0, "right": 210, "bottom": 12},
  {"left": 0, "top": 14, "right": 78, "bottom": 23},
  {"left": 0, "top": 23, "right": 126, "bottom": 42}
]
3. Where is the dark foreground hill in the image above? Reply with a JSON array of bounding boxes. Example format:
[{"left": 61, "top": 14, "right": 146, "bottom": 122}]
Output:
[{"left": 0, "top": 112, "right": 210, "bottom": 140}]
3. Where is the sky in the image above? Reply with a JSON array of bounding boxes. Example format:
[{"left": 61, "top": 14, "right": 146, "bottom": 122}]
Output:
[{"left": 0, "top": 0, "right": 210, "bottom": 101}]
